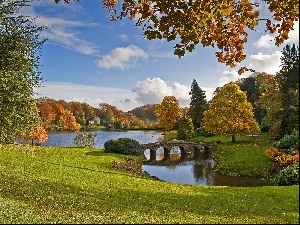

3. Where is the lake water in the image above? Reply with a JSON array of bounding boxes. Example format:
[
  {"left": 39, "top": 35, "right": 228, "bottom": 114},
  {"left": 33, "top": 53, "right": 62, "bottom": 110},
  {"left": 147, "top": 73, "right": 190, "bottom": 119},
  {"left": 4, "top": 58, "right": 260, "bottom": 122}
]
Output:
[
  {"left": 41, "top": 130, "right": 164, "bottom": 148},
  {"left": 25, "top": 130, "right": 269, "bottom": 187}
]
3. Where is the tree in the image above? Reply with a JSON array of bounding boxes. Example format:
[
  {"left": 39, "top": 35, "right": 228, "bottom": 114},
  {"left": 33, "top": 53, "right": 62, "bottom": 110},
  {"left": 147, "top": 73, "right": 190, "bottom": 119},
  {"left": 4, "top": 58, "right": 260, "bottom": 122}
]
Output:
[
  {"left": 258, "top": 74, "right": 282, "bottom": 140},
  {"left": 203, "top": 82, "right": 260, "bottom": 142},
  {"left": 57, "top": 0, "right": 299, "bottom": 74},
  {"left": 155, "top": 96, "right": 183, "bottom": 132},
  {"left": 278, "top": 44, "right": 299, "bottom": 138},
  {"left": 98, "top": 103, "right": 134, "bottom": 129},
  {"left": 189, "top": 79, "right": 207, "bottom": 130},
  {"left": 177, "top": 116, "right": 194, "bottom": 140},
  {"left": 68, "top": 101, "right": 85, "bottom": 125},
  {"left": 74, "top": 132, "right": 97, "bottom": 148},
  {"left": 20, "top": 125, "right": 48, "bottom": 145},
  {"left": 52, "top": 103, "right": 80, "bottom": 131},
  {"left": 236, "top": 73, "right": 266, "bottom": 128},
  {"left": 37, "top": 99, "right": 57, "bottom": 130},
  {"left": 0, "top": 0, "right": 45, "bottom": 144}
]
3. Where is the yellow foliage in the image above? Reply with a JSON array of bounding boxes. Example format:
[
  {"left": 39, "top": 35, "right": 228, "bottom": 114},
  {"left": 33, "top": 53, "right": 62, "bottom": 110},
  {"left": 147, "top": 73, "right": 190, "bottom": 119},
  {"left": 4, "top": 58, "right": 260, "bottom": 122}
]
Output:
[
  {"left": 203, "top": 82, "right": 260, "bottom": 136},
  {"left": 155, "top": 96, "right": 183, "bottom": 131}
]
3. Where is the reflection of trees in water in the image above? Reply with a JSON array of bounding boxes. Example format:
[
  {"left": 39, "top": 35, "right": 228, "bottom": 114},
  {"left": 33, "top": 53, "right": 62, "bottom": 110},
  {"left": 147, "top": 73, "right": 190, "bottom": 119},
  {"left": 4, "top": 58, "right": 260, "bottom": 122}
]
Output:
[
  {"left": 143, "top": 150, "right": 269, "bottom": 186},
  {"left": 192, "top": 152, "right": 217, "bottom": 185},
  {"left": 166, "top": 164, "right": 178, "bottom": 170}
]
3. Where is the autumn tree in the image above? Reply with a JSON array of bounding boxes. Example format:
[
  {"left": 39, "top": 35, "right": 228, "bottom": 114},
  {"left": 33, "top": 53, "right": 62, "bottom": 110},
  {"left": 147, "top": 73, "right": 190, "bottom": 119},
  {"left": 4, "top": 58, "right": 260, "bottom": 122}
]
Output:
[
  {"left": 203, "top": 82, "right": 260, "bottom": 142},
  {"left": 155, "top": 96, "right": 183, "bottom": 132},
  {"left": 99, "top": 103, "right": 130, "bottom": 129},
  {"left": 278, "top": 44, "right": 299, "bottom": 138},
  {"left": 54, "top": 103, "right": 80, "bottom": 131},
  {"left": 37, "top": 99, "right": 57, "bottom": 130},
  {"left": 20, "top": 125, "right": 48, "bottom": 145},
  {"left": 57, "top": 0, "right": 299, "bottom": 74},
  {"left": 0, "top": 0, "right": 45, "bottom": 144},
  {"left": 189, "top": 79, "right": 207, "bottom": 130}
]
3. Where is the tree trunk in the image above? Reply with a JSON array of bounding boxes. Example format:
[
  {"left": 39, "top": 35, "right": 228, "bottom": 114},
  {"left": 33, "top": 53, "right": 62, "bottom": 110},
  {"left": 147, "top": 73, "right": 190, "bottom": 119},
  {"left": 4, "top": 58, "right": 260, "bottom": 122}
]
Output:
[{"left": 231, "top": 135, "right": 236, "bottom": 143}]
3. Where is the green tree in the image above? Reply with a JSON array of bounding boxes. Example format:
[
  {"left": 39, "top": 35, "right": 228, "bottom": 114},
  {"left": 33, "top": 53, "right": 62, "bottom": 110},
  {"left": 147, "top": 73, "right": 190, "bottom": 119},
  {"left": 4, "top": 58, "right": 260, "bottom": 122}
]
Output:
[
  {"left": 236, "top": 73, "right": 267, "bottom": 129},
  {"left": 177, "top": 116, "right": 194, "bottom": 140},
  {"left": 189, "top": 79, "right": 207, "bottom": 130},
  {"left": 258, "top": 74, "right": 282, "bottom": 140},
  {"left": 0, "top": 0, "right": 45, "bottom": 144},
  {"left": 278, "top": 44, "right": 299, "bottom": 138},
  {"left": 57, "top": 0, "right": 298, "bottom": 74},
  {"left": 203, "top": 82, "right": 260, "bottom": 142},
  {"left": 155, "top": 96, "right": 183, "bottom": 132}
]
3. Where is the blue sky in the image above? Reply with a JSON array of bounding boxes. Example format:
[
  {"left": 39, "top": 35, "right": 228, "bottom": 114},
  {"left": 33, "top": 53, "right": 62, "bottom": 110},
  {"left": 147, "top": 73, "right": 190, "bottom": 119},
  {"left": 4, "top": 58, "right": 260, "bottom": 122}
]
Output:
[{"left": 21, "top": 0, "right": 299, "bottom": 111}]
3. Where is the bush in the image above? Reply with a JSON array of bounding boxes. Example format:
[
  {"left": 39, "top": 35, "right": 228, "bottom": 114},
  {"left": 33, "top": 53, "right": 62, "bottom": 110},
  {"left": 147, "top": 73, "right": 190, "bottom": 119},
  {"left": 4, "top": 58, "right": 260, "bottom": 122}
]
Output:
[
  {"left": 195, "top": 127, "right": 214, "bottom": 137},
  {"left": 104, "top": 138, "right": 142, "bottom": 156},
  {"left": 74, "top": 132, "right": 97, "bottom": 148},
  {"left": 273, "top": 129, "right": 299, "bottom": 153},
  {"left": 271, "top": 164, "right": 299, "bottom": 186},
  {"left": 265, "top": 147, "right": 299, "bottom": 167}
]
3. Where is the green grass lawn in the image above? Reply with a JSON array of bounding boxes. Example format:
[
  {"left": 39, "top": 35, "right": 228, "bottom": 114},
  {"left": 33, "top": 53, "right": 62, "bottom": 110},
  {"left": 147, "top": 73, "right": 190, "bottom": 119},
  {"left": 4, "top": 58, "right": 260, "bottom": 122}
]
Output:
[{"left": 0, "top": 134, "right": 299, "bottom": 223}]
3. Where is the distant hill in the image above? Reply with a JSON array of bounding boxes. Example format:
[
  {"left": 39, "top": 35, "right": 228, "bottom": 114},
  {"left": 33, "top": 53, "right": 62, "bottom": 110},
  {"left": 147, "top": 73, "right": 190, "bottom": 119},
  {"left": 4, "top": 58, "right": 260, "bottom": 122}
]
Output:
[{"left": 128, "top": 104, "right": 158, "bottom": 121}]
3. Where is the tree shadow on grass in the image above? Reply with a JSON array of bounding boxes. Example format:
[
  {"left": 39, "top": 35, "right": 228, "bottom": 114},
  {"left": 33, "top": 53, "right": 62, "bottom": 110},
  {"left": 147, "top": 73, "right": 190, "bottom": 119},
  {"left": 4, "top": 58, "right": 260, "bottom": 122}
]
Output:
[{"left": 85, "top": 150, "right": 104, "bottom": 156}]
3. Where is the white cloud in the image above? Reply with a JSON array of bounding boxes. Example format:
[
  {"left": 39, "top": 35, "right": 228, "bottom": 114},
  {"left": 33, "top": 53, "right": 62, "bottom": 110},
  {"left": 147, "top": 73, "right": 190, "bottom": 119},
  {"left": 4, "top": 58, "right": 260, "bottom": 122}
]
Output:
[
  {"left": 132, "top": 77, "right": 216, "bottom": 108},
  {"left": 37, "top": 17, "right": 98, "bottom": 55},
  {"left": 249, "top": 51, "right": 282, "bottom": 75},
  {"left": 96, "top": 45, "right": 148, "bottom": 69},
  {"left": 284, "top": 21, "right": 299, "bottom": 44},
  {"left": 132, "top": 77, "right": 172, "bottom": 104},
  {"left": 219, "top": 70, "right": 242, "bottom": 87},
  {"left": 253, "top": 34, "right": 275, "bottom": 49},
  {"left": 171, "top": 83, "right": 191, "bottom": 107},
  {"left": 20, "top": 1, "right": 98, "bottom": 55}
]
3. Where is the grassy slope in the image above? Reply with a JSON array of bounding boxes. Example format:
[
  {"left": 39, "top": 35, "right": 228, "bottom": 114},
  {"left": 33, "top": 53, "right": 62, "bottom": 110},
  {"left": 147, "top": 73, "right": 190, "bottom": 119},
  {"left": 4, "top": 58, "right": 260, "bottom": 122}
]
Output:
[{"left": 0, "top": 143, "right": 298, "bottom": 224}]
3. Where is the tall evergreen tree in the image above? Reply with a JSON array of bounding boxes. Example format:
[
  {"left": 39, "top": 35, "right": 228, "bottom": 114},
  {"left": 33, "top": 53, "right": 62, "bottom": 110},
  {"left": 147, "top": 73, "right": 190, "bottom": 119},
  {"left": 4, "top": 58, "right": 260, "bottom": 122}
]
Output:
[
  {"left": 189, "top": 79, "right": 207, "bottom": 130},
  {"left": 278, "top": 44, "right": 299, "bottom": 138},
  {"left": 0, "top": 0, "right": 45, "bottom": 143}
]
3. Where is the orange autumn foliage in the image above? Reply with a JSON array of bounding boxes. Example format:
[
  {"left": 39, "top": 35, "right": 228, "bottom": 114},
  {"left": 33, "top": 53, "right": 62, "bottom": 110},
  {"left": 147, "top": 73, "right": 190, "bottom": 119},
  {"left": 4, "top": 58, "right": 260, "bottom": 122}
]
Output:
[
  {"left": 265, "top": 147, "right": 299, "bottom": 166},
  {"left": 21, "top": 125, "right": 48, "bottom": 144}
]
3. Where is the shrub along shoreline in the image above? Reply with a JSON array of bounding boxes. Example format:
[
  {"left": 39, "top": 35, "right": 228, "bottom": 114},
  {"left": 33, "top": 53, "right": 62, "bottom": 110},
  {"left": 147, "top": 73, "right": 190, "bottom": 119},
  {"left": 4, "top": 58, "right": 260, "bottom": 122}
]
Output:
[{"left": 0, "top": 132, "right": 299, "bottom": 223}]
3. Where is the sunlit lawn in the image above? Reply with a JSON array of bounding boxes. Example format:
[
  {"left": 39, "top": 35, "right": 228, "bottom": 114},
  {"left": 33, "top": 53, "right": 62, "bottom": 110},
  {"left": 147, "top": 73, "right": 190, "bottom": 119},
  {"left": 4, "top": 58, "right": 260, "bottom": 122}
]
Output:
[{"left": 0, "top": 141, "right": 298, "bottom": 224}]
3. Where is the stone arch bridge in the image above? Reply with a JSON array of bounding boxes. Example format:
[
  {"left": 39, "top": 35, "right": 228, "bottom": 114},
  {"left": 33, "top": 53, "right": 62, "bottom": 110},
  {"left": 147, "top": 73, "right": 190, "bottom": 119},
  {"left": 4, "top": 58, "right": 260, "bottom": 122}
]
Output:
[{"left": 140, "top": 140, "right": 216, "bottom": 161}]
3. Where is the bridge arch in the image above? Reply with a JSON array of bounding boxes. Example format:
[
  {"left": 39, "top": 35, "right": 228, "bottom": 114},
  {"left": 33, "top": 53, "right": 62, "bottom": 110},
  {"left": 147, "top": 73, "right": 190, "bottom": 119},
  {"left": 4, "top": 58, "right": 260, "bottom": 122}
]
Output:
[{"left": 141, "top": 141, "right": 215, "bottom": 161}]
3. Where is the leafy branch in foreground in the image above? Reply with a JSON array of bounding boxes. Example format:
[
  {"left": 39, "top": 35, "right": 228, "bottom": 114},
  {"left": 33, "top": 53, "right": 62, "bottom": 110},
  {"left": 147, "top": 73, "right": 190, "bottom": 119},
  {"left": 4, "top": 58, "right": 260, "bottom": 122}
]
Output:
[{"left": 56, "top": 0, "right": 299, "bottom": 74}]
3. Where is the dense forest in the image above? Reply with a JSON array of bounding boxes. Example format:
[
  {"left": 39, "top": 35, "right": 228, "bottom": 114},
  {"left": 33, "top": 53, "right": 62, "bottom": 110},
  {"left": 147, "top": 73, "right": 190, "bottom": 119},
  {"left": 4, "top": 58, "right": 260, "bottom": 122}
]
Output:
[{"left": 36, "top": 97, "right": 160, "bottom": 131}]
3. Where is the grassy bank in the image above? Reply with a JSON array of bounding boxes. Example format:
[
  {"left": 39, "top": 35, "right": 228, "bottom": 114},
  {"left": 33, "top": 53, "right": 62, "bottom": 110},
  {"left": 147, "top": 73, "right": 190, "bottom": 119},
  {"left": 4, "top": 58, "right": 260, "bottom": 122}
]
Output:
[{"left": 0, "top": 141, "right": 298, "bottom": 223}]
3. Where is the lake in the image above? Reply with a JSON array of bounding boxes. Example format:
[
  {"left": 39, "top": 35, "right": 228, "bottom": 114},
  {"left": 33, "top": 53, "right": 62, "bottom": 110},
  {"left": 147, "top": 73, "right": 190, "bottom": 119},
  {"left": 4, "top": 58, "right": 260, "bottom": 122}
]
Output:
[
  {"left": 24, "top": 130, "right": 269, "bottom": 187},
  {"left": 41, "top": 130, "right": 164, "bottom": 148}
]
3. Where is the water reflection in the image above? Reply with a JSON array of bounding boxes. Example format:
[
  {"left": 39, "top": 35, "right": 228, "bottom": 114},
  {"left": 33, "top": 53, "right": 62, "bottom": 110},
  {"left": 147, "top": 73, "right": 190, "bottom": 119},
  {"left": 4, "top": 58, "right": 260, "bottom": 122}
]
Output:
[{"left": 142, "top": 148, "right": 270, "bottom": 187}]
